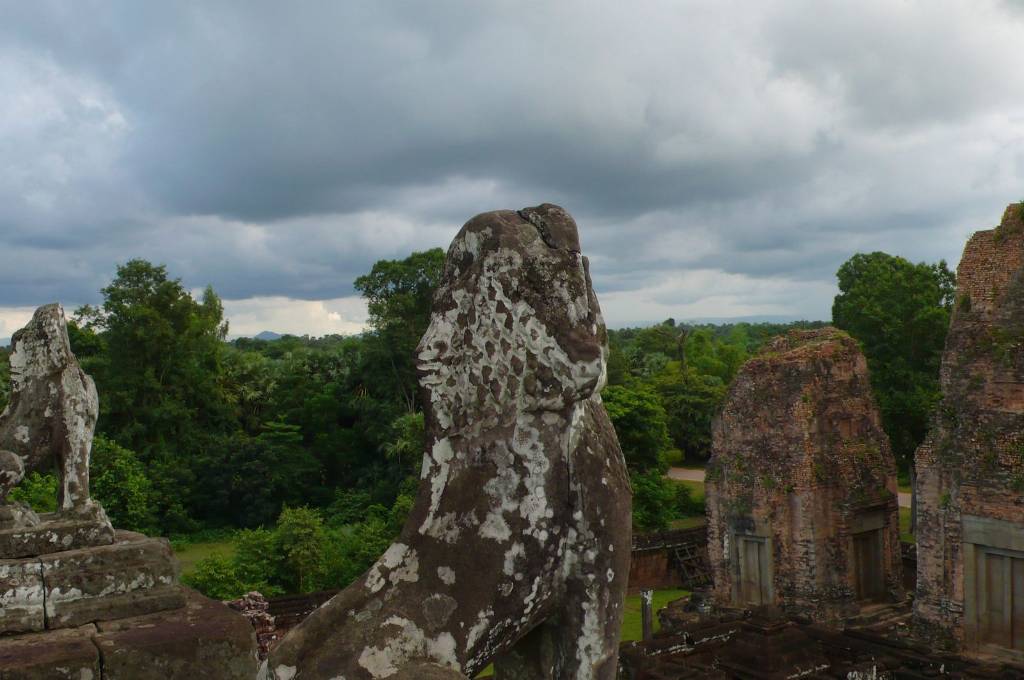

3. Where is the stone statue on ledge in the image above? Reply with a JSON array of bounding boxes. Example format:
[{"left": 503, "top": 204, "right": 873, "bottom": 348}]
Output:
[
  {"left": 0, "top": 303, "right": 258, "bottom": 678},
  {"left": 0, "top": 303, "right": 114, "bottom": 553},
  {"left": 264, "top": 204, "right": 633, "bottom": 679}
]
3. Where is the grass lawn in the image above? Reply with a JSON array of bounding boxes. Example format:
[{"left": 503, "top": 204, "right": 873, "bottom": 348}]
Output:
[
  {"left": 672, "top": 479, "right": 705, "bottom": 503},
  {"left": 173, "top": 539, "right": 237, "bottom": 576},
  {"left": 669, "top": 515, "right": 706, "bottom": 530},
  {"left": 620, "top": 588, "right": 690, "bottom": 641},
  {"left": 899, "top": 506, "right": 914, "bottom": 544}
]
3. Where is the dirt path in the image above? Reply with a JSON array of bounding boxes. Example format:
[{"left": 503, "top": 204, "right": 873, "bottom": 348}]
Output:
[
  {"left": 668, "top": 467, "right": 911, "bottom": 509},
  {"left": 666, "top": 467, "right": 706, "bottom": 483}
]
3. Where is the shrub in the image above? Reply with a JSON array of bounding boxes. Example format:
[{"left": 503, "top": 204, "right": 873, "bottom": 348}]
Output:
[
  {"left": 326, "top": 488, "right": 373, "bottom": 527},
  {"left": 183, "top": 499, "right": 409, "bottom": 599},
  {"left": 630, "top": 470, "right": 677, "bottom": 531},
  {"left": 603, "top": 385, "right": 672, "bottom": 472},
  {"left": 674, "top": 481, "right": 703, "bottom": 517},
  {"left": 233, "top": 527, "right": 282, "bottom": 593},
  {"left": 90, "top": 436, "right": 158, "bottom": 533},
  {"left": 275, "top": 506, "right": 327, "bottom": 593},
  {"left": 9, "top": 472, "right": 57, "bottom": 513},
  {"left": 182, "top": 555, "right": 247, "bottom": 600}
]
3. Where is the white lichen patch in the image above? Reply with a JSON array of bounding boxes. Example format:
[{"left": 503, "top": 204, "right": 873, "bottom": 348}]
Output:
[
  {"left": 575, "top": 598, "right": 605, "bottom": 680},
  {"left": 437, "top": 566, "right": 456, "bottom": 585},
  {"left": 419, "top": 438, "right": 455, "bottom": 536},
  {"left": 358, "top": 617, "right": 460, "bottom": 678},
  {"left": 365, "top": 544, "right": 419, "bottom": 594},
  {"left": 479, "top": 511, "right": 511, "bottom": 542},
  {"left": 502, "top": 542, "right": 525, "bottom": 576},
  {"left": 273, "top": 665, "right": 297, "bottom": 680},
  {"left": 465, "top": 607, "right": 494, "bottom": 651},
  {"left": 422, "top": 511, "right": 462, "bottom": 544}
]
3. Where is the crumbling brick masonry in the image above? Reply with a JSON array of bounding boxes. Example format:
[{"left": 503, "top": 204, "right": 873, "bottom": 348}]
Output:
[
  {"left": 915, "top": 203, "right": 1024, "bottom": 658},
  {"left": 706, "top": 327, "right": 902, "bottom": 622}
]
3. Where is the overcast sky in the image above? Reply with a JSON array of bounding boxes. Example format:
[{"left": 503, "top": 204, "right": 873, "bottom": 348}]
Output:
[{"left": 3, "top": 1, "right": 1024, "bottom": 338}]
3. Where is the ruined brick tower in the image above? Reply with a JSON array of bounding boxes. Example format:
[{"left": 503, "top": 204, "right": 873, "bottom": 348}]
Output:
[
  {"left": 915, "top": 203, "right": 1024, "bottom": 657},
  {"left": 706, "top": 327, "right": 902, "bottom": 622}
]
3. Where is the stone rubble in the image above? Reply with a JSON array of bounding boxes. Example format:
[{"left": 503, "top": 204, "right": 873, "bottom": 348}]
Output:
[{"left": 227, "top": 591, "right": 279, "bottom": 659}]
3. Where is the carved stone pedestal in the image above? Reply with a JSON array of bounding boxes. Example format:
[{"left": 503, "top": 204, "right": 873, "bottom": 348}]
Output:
[
  {"left": 1, "top": 590, "right": 257, "bottom": 680},
  {"left": 0, "top": 529, "right": 258, "bottom": 678},
  {"left": 0, "top": 511, "right": 114, "bottom": 560},
  {"left": 1, "top": 530, "right": 182, "bottom": 635}
]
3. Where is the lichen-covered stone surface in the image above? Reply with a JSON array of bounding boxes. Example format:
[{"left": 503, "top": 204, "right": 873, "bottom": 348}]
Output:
[
  {"left": 705, "top": 327, "right": 902, "bottom": 622},
  {"left": 0, "top": 304, "right": 259, "bottom": 676},
  {"left": 42, "top": 531, "right": 185, "bottom": 630},
  {"left": 0, "top": 303, "right": 110, "bottom": 533},
  {"left": 94, "top": 589, "right": 259, "bottom": 680},
  {"left": 0, "top": 512, "right": 115, "bottom": 560},
  {"left": 0, "top": 531, "right": 184, "bottom": 635},
  {"left": 914, "top": 203, "right": 1024, "bottom": 655},
  {"left": 0, "top": 558, "right": 45, "bottom": 634},
  {"left": 265, "top": 204, "right": 632, "bottom": 679},
  {"left": 0, "top": 590, "right": 258, "bottom": 679},
  {"left": 0, "top": 623, "right": 101, "bottom": 679}
]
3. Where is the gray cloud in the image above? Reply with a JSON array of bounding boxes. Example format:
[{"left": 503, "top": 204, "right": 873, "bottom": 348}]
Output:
[{"left": 1, "top": 0, "right": 1024, "bottom": 329}]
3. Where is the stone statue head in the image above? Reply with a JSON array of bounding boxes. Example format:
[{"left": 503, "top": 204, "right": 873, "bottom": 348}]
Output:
[
  {"left": 7, "top": 304, "right": 75, "bottom": 392},
  {"left": 415, "top": 204, "right": 608, "bottom": 438}
]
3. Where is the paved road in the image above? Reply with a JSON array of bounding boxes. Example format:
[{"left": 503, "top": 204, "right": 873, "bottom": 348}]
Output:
[{"left": 668, "top": 467, "right": 912, "bottom": 509}]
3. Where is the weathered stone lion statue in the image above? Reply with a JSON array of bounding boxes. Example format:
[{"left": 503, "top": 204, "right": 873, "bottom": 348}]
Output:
[
  {"left": 264, "top": 205, "right": 632, "bottom": 679},
  {"left": 0, "top": 303, "right": 108, "bottom": 528}
]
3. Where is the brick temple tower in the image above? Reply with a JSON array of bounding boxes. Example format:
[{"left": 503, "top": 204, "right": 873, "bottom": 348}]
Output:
[
  {"left": 915, "top": 203, "right": 1024, "bottom": 659},
  {"left": 706, "top": 327, "right": 903, "bottom": 622}
]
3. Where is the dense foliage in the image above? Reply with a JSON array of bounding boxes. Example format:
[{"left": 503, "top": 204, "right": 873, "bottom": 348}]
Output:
[
  {"left": 3, "top": 243, "right": 953, "bottom": 595},
  {"left": 604, "top": 318, "right": 826, "bottom": 531},
  {"left": 182, "top": 502, "right": 411, "bottom": 599},
  {"left": 832, "top": 252, "right": 956, "bottom": 468},
  {"left": 4, "top": 253, "right": 826, "bottom": 544},
  {"left": 8, "top": 252, "right": 443, "bottom": 538},
  {"left": 606, "top": 319, "right": 827, "bottom": 464}
]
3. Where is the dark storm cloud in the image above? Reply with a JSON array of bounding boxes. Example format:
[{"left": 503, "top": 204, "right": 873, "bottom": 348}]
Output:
[{"left": 2, "top": 0, "right": 1024, "bottom": 330}]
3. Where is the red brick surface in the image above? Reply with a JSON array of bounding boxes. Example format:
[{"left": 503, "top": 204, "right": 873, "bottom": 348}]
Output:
[{"left": 706, "top": 327, "right": 902, "bottom": 622}]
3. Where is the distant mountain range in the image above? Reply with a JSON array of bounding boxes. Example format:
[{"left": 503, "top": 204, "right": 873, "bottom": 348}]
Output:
[
  {"left": 608, "top": 314, "right": 827, "bottom": 329},
  {"left": 679, "top": 314, "right": 827, "bottom": 325},
  {"left": 0, "top": 320, "right": 827, "bottom": 349}
]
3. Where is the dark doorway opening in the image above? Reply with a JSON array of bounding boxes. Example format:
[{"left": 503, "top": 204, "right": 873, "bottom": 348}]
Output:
[
  {"left": 737, "top": 536, "right": 770, "bottom": 606},
  {"left": 976, "top": 548, "right": 1024, "bottom": 652},
  {"left": 852, "top": 528, "right": 885, "bottom": 602}
]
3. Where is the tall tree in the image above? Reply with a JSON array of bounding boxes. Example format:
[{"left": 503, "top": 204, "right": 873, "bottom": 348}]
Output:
[
  {"left": 76, "top": 259, "right": 233, "bottom": 530},
  {"left": 832, "top": 252, "right": 955, "bottom": 469},
  {"left": 354, "top": 249, "right": 444, "bottom": 413},
  {"left": 602, "top": 384, "right": 672, "bottom": 472},
  {"left": 654, "top": 364, "right": 727, "bottom": 462}
]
